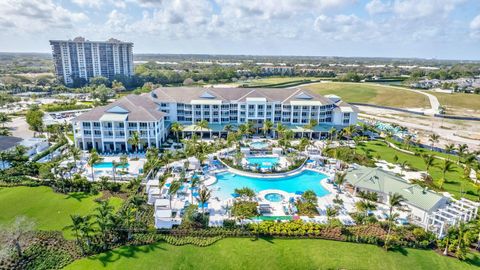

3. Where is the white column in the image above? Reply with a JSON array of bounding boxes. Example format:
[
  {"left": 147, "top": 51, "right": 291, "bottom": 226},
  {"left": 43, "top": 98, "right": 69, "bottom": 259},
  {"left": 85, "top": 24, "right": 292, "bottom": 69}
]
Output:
[{"left": 112, "top": 121, "right": 116, "bottom": 152}]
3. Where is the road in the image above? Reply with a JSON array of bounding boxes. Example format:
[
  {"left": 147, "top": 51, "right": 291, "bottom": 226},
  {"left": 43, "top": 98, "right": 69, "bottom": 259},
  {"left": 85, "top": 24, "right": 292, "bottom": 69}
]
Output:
[{"left": 407, "top": 89, "right": 440, "bottom": 115}]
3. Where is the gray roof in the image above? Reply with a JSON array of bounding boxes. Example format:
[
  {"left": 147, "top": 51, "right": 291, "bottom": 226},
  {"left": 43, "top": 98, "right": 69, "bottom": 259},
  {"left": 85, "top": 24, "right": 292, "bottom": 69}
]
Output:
[
  {"left": 150, "top": 87, "right": 335, "bottom": 105},
  {"left": 0, "top": 136, "right": 23, "bottom": 152},
  {"left": 345, "top": 166, "right": 446, "bottom": 212},
  {"left": 73, "top": 94, "right": 165, "bottom": 122}
]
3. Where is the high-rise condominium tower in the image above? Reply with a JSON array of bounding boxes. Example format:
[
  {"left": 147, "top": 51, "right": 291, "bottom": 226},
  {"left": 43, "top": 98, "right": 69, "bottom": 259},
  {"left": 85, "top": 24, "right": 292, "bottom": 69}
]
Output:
[{"left": 49, "top": 37, "right": 134, "bottom": 85}]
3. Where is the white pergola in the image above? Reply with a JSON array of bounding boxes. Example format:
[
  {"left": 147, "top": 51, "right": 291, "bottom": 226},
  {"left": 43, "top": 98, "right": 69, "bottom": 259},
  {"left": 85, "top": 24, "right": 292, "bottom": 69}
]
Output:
[{"left": 425, "top": 198, "right": 479, "bottom": 237}]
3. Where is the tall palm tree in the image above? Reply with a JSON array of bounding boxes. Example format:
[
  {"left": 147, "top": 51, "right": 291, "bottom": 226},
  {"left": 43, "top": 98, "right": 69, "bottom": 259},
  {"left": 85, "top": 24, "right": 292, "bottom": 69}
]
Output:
[
  {"left": 70, "top": 146, "right": 82, "bottom": 165},
  {"left": 438, "top": 159, "right": 456, "bottom": 189},
  {"left": 402, "top": 134, "right": 413, "bottom": 150},
  {"left": 237, "top": 124, "right": 248, "bottom": 139},
  {"left": 334, "top": 172, "right": 347, "bottom": 192},
  {"left": 245, "top": 121, "right": 255, "bottom": 135},
  {"left": 356, "top": 200, "right": 377, "bottom": 217},
  {"left": 275, "top": 123, "right": 286, "bottom": 139},
  {"left": 422, "top": 154, "right": 436, "bottom": 171},
  {"left": 170, "top": 122, "right": 184, "bottom": 142},
  {"left": 306, "top": 119, "right": 318, "bottom": 138},
  {"left": 87, "top": 149, "right": 101, "bottom": 181},
  {"left": 93, "top": 200, "right": 114, "bottom": 250},
  {"left": 198, "top": 187, "right": 212, "bottom": 214},
  {"left": 328, "top": 127, "right": 337, "bottom": 141},
  {"left": 262, "top": 120, "right": 273, "bottom": 137},
  {"left": 190, "top": 176, "right": 200, "bottom": 204},
  {"left": 127, "top": 131, "right": 140, "bottom": 152},
  {"left": 385, "top": 193, "right": 405, "bottom": 250},
  {"left": 457, "top": 144, "right": 468, "bottom": 164},
  {"left": 428, "top": 133, "right": 440, "bottom": 150},
  {"left": 167, "top": 180, "right": 182, "bottom": 209}
]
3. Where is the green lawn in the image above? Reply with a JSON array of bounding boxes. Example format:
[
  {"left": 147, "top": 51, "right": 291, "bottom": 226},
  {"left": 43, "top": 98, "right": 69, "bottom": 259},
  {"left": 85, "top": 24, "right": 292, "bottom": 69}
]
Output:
[
  {"left": 356, "top": 140, "right": 478, "bottom": 200},
  {"left": 0, "top": 186, "right": 123, "bottom": 238},
  {"left": 65, "top": 238, "right": 480, "bottom": 270},
  {"left": 302, "top": 82, "right": 430, "bottom": 108},
  {"left": 243, "top": 76, "right": 320, "bottom": 86}
]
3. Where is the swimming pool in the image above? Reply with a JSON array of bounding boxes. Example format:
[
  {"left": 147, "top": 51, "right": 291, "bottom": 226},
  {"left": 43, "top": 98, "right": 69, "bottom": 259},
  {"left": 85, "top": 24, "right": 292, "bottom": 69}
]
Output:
[
  {"left": 246, "top": 157, "right": 279, "bottom": 169},
  {"left": 265, "top": 193, "right": 284, "bottom": 202},
  {"left": 214, "top": 170, "right": 329, "bottom": 200},
  {"left": 250, "top": 141, "right": 269, "bottom": 150},
  {"left": 93, "top": 162, "right": 129, "bottom": 169}
]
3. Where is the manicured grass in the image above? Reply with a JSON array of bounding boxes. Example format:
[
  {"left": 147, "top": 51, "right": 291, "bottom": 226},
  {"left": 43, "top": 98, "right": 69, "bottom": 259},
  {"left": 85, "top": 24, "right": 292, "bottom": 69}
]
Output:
[
  {"left": 0, "top": 186, "right": 123, "bottom": 238},
  {"left": 244, "top": 76, "right": 320, "bottom": 86},
  {"left": 356, "top": 140, "right": 478, "bottom": 200},
  {"left": 65, "top": 238, "right": 480, "bottom": 270},
  {"left": 303, "top": 82, "right": 430, "bottom": 108},
  {"left": 430, "top": 92, "right": 480, "bottom": 116}
]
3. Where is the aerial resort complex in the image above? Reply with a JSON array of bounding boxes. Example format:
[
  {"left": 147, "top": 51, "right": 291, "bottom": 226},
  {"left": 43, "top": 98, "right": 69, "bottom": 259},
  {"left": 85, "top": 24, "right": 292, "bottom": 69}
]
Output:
[
  {"left": 68, "top": 86, "right": 478, "bottom": 242},
  {"left": 2, "top": 5, "right": 480, "bottom": 266}
]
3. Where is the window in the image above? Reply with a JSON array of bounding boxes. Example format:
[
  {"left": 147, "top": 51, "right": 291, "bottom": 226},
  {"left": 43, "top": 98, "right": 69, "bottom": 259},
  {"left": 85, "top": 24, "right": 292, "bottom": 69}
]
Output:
[
  {"left": 82, "top": 122, "right": 91, "bottom": 127},
  {"left": 93, "top": 122, "right": 100, "bottom": 127},
  {"left": 248, "top": 105, "right": 255, "bottom": 109}
]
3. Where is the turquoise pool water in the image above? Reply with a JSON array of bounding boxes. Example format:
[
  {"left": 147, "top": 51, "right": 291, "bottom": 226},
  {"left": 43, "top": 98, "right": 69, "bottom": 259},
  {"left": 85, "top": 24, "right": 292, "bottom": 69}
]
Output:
[
  {"left": 250, "top": 141, "right": 269, "bottom": 149},
  {"left": 246, "top": 157, "right": 279, "bottom": 169},
  {"left": 214, "top": 170, "right": 329, "bottom": 200},
  {"left": 93, "top": 162, "right": 129, "bottom": 169},
  {"left": 265, "top": 193, "right": 284, "bottom": 202}
]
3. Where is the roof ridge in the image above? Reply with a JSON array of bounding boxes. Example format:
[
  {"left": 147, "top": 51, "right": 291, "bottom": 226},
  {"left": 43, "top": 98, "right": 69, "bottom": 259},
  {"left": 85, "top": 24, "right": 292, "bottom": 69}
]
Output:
[
  {"left": 235, "top": 89, "right": 257, "bottom": 102},
  {"left": 282, "top": 88, "right": 303, "bottom": 103}
]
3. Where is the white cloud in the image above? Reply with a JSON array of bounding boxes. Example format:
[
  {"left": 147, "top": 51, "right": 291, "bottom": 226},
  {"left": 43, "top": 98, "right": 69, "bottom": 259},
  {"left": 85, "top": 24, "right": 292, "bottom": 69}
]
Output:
[
  {"left": 366, "top": 0, "right": 391, "bottom": 15},
  {"left": 470, "top": 14, "right": 480, "bottom": 37},
  {"left": 392, "top": 0, "right": 465, "bottom": 20},
  {"left": 72, "top": 0, "right": 101, "bottom": 9},
  {"left": 0, "top": 0, "right": 88, "bottom": 31}
]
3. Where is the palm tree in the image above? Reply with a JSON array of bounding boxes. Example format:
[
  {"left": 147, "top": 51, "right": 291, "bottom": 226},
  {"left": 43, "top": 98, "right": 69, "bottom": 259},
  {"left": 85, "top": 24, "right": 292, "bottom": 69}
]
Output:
[
  {"left": 334, "top": 172, "right": 347, "bottom": 192},
  {"left": 224, "top": 124, "right": 234, "bottom": 134},
  {"left": 245, "top": 121, "right": 255, "bottom": 135},
  {"left": 428, "top": 133, "right": 440, "bottom": 150},
  {"left": 355, "top": 200, "right": 377, "bottom": 216},
  {"left": 342, "top": 125, "right": 356, "bottom": 141},
  {"left": 87, "top": 149, "right": 101, "bottom": 181},
  {"left": 195, "top": 119, "right": 209, "bottom": 131},
  {"left": 0, "top": 112, "right": 11, "bottom": 128},
  {"left": 167, "top": 180, "right": 182, "bottom": 209},
  {"left": 128, "top": 131, "right": 140, "bottom": 152},
  {"left": 64, "top": 214, "right": 85, "bottom": 253},
  {"left": 262, "top": 120, "right": 273, "bottom": 137},
  {"left": 70, "top": 146, "right": 82, "bottom": 165},
  {"left": 399, "top": 160, "right": 409, "bottom": 175},
  {"left": 422, "top": 154, "right": 436, "bottom": 171},
  {"left": 402, "top": 134, "right": 413, "bottom": 150},
  {"left": 457, "top": 144, "right": 468, "bottom": 164},
  {"left": 198, "top": 187, "right": 212, "bottom": 214},
  {"left": 93, "top": 200, "right": 115, "bottom": 250},
  {"left": 454, "top": 223, "right": 470, "bottom": 260},
  {"left": 385, "top": 193, "right": 405, "bottom": 250},
  {"left": 444, "top": 143, "right": 456, "bottom": 159},
  {"left": 438, "top": 159, "right": 456, "bottom": 189},
  {"left": 275, "top": 123, "right": 286, "bottom": 139},
  {"left": 328, "top": 127, "right": 337, "bottom": 141},
  {"left": 190, "top": 176, "right": 200, "bottom": 204},
  {"left": 170, "top": 122, "right": 184, "bottom": 142}
]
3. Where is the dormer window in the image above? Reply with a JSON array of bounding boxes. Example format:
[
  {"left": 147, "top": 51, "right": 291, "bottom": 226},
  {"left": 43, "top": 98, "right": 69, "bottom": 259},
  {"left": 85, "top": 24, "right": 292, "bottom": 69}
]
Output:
[{"left": 200, "top": 91, "right": 216, "bottom": 99}]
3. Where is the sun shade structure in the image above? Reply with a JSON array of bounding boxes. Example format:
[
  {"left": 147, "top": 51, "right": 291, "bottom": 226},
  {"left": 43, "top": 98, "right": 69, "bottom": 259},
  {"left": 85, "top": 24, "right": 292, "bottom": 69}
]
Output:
[{"left": 345, "top": 166, "right": 447, "bottom": 213}]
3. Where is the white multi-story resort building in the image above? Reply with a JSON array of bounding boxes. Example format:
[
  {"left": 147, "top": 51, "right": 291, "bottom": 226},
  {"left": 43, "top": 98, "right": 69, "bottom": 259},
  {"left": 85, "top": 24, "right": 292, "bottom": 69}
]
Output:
[
  {"left": 72, "top": 87, "right": 358, "bottom": 152},
  {"left": 50, "top": 37, "right": 134, "bottom": 85}
]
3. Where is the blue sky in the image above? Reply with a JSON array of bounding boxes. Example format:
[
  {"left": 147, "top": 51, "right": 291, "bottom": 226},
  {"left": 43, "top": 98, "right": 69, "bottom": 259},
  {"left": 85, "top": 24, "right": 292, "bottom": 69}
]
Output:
[{"left": 0, "top": 0, "right": 479, "bottom": 60}]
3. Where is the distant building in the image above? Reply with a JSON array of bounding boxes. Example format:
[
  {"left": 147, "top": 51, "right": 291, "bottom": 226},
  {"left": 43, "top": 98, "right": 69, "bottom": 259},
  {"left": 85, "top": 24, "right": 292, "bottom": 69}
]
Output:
[
  {"left": 261, "top": 66, "right": 294, "bottom": 76},
  {"left": 49, "top": 37, "right": 134, "bottom": 85}
]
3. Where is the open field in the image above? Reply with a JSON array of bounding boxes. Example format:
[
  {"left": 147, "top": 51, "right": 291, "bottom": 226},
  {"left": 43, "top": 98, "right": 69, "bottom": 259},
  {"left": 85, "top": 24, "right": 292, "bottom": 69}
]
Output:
[
  {"left": 302, "top": 82, "right": 430, "bottom": 108},
  {"left": 0, "top": 186, "right": 123, "bottom": 238},
  {"left": 356, "top": 140, "right": 478, "bottom": 201},
  {"left": 65, "top": 238, "right": 479, "bottom": 270},
  {"left": 242, "top": 76, "right": 320, "bottom": 86},
  {"left": 430, "top": 92, "right": 480, "bottom": 116}
]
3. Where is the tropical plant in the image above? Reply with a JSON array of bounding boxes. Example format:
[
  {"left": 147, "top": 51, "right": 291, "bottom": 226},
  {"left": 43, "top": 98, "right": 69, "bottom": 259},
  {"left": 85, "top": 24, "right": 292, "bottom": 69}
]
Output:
[
  {"left": 87, "top": 149, "right": 101, "bottom": 181},
  {"left": 93, "top": 200, "right": 115, "bottom": 250},
  {"left": 167, "top": 180, "right": 182, "bottom": 209},
  {"left": 261, "top": 120, "right": 273, "bottom": 137},
  {"left": 170, "top": 122, "right": 184, "bottom": 142},
  {"left": 384, "top": 193, "right": 405, "bottom": 250},
  {"left": 195, "top": 120, "right": 209, "bottom": 131},
  {"left": 428, "top": 133, "right": 440, "bottom": 150},
  {"left": 198, "top": 187, "right": 212, "bottom": 214},
  {"left": 437, "top": 159, "right": 456, "bottom": 189},
  {"left": 128, "top": 131, "right": 141, "bottom": 152},
  {"left": 422, "top": 154, "right": 436, "bottom": 171}
]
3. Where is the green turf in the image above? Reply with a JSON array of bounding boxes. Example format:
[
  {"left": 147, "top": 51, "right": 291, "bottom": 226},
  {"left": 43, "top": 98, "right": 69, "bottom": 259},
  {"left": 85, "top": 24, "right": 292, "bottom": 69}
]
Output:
[
  {"left": 302, "top": 82, "right": 430, "bottom": 108},
  {"left": 0, "top": 186, "right": 123, "bottom": 238},
  {"left": 65, "top": 238, "right": 480, "bottom": 270},
  {"left": 430, "top": 92, "right": 480, "bottom": 116},
  {"left": 356, "top": 140, "right": 478, "bottom": 200}
]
